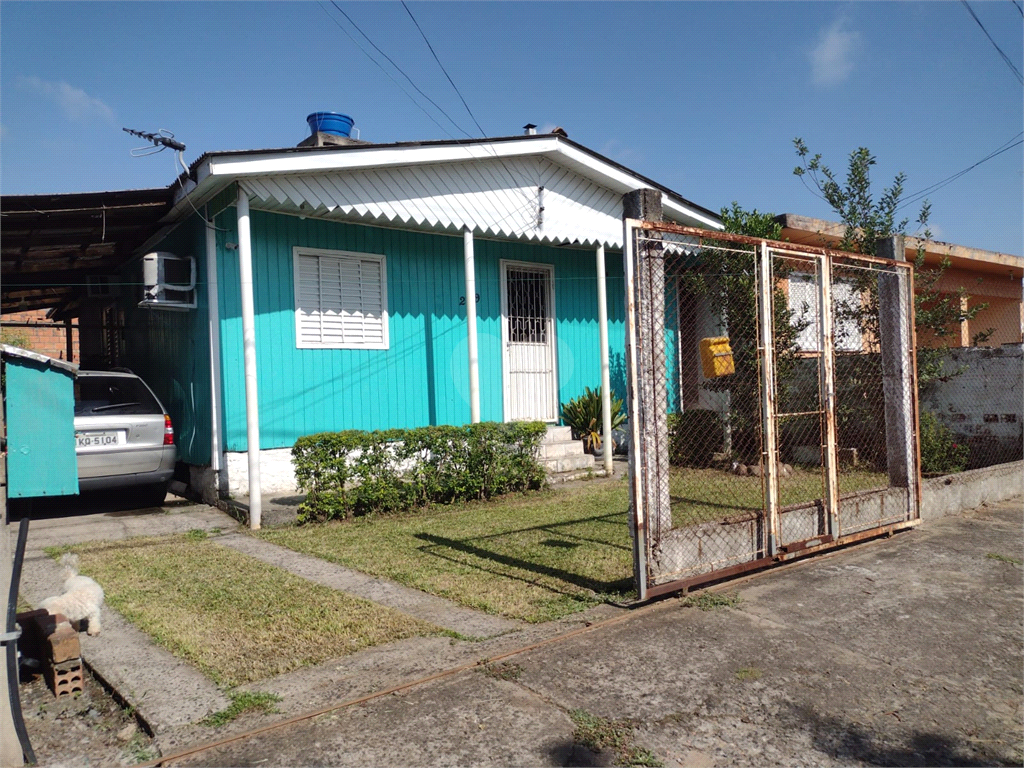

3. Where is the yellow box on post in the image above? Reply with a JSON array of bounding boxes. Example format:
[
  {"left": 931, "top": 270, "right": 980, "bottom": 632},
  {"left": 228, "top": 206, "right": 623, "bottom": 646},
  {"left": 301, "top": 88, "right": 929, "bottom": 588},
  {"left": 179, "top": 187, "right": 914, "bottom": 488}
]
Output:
[{"left": 699, "top": 337, "right": 735, "bottom": 378}]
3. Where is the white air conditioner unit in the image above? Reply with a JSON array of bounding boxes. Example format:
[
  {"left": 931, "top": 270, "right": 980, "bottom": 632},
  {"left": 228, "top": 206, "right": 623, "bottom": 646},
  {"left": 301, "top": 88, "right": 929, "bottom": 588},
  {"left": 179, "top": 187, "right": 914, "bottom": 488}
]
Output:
[
  {"left": 139, "top": 251, "right": 196, "bottom": 310},
  {"left": 86, "top": 275, "right": 119, "bottom": 298}
]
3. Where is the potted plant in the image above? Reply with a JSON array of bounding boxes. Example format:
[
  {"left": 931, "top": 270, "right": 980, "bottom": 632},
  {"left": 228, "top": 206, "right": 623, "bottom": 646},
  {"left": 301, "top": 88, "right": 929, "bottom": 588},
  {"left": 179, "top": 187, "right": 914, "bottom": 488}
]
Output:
[{"left": 561, "top": 386, "right": 625, "bottom": 454}]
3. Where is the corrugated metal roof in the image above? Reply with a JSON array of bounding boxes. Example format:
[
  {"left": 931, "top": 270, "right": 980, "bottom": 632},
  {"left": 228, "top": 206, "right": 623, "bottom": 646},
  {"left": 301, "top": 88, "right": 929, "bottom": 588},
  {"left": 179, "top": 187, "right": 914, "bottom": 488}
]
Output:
[
  {"left": 1, "top": 187, "right": 173, "bottom": 315},
  {"left": 243, "top": 156, "right": 652, "bottom": 248},
  {"left": 0, "top": 344, "right": 79, "bottom": 373}
]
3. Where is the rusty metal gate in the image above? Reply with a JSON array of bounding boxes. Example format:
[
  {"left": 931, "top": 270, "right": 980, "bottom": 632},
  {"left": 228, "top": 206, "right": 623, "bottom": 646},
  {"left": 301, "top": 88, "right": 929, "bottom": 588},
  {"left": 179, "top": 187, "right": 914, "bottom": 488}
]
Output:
[{"left": 623, "top": 221, "right": 921, "bottom": 600}]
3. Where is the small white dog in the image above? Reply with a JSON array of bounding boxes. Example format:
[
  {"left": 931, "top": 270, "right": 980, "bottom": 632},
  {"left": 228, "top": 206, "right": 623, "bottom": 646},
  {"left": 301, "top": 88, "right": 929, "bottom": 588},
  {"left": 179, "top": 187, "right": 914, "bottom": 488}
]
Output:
[{"left": 40, "top": 553, "right": 105, "bottom": 636}]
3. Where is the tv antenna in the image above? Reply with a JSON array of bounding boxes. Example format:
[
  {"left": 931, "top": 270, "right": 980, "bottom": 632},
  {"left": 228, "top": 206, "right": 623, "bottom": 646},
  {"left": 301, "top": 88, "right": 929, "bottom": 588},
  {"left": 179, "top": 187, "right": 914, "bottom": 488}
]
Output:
[{"left": 123, "top": 126, "right": 228, "bottom": 231}]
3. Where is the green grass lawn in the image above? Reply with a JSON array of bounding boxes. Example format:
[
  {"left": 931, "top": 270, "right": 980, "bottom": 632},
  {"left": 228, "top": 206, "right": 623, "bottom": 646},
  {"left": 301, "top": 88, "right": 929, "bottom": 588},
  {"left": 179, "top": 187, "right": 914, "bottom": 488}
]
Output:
[
  {"left": 44, "top": 466, "right": 892, "bottom": 685},
  {"left": 261, "top": 483, "right": 637, "bottom": 624},
  {"left": 51, "top": 534, "right": 441, "bottom": 686},
  {"left": 263, "top": 467, "right": 889, "bottom": 623},
  {"left": 669, "top": 466, "right": 889, "bottom": 527}
]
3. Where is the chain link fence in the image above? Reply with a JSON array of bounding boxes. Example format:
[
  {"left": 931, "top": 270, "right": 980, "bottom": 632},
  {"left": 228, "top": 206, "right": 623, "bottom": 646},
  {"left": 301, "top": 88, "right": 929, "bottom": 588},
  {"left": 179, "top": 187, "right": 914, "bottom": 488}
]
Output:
[{"left": 624, "top": 221, "right": 920, "bottom": 597}]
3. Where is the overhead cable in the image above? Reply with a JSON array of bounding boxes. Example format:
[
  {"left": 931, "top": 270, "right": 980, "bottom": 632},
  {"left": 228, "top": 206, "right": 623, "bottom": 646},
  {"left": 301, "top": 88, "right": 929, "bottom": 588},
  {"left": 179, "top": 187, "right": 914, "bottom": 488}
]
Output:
[
  {"left": 897, "top": 131, "right": 1024, "bottom": 210},
  {"left": 401, "top": 1, "right": 487, "bottom": 138},
  {"left": 960, "top": 0, "right": 1024, "bottom": 84},
  {"left": 396, "top": 1, "right": 532, "bottom": 190},
  {"left": 327, "top": 1, "right": 472, "bottom": 139}
]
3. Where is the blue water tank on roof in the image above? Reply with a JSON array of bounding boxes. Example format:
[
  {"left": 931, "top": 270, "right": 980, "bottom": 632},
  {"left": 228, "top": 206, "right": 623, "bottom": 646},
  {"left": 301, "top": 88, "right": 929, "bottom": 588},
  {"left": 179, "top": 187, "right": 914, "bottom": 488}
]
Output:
[{"left": 306, "top": 112, "right": 354, "bottom": 137}]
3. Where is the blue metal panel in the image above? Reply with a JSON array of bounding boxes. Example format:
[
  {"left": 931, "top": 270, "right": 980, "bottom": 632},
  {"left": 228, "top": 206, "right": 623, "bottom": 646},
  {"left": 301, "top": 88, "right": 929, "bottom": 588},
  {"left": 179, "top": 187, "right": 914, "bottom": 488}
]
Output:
[
  {"left": 213, "top": 209, "right": 628, "bottom": 451},
  {"left": 5, "top": 356, "right": 78, "bottom": 497}
]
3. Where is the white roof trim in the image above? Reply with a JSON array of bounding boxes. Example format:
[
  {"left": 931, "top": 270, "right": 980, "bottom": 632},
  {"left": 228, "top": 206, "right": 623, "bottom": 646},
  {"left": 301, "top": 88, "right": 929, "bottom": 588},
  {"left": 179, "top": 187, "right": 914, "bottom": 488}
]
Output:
[
  {"left": 237, "top": 155, "right": 646, "bottom": 247},
  {"left": 201, "top": 138, "right": 562, "bottom": 179},
  {"left": 172, "top": 137, "right": 721, "bottom": 235}
]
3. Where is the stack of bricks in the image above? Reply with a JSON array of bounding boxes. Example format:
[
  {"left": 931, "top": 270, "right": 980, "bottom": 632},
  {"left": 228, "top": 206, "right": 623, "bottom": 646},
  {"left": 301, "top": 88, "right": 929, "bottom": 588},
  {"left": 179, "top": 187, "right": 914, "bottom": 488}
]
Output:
[{"left": 16, "top": 609, "right": 84, "bottom": 697}]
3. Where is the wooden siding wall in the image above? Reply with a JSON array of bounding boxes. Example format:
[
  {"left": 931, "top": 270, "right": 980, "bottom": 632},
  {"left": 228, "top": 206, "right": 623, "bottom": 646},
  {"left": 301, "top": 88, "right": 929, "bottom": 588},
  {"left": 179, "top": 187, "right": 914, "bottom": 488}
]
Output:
[
  {"left": 213, "top": 209, "right": 627, "bottom": 452},
  {"left": 122, "top": 217, "right": 213, "bottom": 465}
]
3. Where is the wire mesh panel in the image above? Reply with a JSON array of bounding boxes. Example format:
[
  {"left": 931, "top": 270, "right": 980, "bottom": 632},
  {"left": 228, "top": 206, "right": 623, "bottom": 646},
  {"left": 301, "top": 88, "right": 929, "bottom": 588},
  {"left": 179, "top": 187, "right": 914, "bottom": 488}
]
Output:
[
  {"left": 625, "top": 221, "right": 920, "bottom": 598},
  {"left": 828, "top": 255, "right": 916, "bottom": 535},
  {"left": 770, "top": 251, "right": 829, "bottom": 548},
  {"left": 627, "top": 227, "right": 770, "bottom": 588}
]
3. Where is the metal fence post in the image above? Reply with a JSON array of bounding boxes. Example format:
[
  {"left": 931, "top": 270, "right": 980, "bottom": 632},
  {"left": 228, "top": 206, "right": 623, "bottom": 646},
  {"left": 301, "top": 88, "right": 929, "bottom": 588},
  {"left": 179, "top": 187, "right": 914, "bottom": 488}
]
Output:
[
  {"left": 816, "top": 254, "right": 840, "bottom": 536},
  {"left": 757, "top": 242, "right": 780, "bottom": 555}
]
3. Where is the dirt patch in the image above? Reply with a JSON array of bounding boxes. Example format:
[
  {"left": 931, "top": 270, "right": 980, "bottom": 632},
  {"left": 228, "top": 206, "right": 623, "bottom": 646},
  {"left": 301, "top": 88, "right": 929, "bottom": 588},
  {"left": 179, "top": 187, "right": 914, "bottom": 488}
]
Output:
[{"left": 18, "top": 662, "right": 158, "bottom": 766}]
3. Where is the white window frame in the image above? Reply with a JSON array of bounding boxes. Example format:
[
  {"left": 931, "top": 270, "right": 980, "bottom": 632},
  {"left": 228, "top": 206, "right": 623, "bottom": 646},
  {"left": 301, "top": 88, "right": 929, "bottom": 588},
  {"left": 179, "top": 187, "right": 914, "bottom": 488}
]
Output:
[
  {"left": 293, "top": 246, "right": 389, "bottom": 350},
  {"left": 789, "top": 272, "right": 863, "bottom": 353}
]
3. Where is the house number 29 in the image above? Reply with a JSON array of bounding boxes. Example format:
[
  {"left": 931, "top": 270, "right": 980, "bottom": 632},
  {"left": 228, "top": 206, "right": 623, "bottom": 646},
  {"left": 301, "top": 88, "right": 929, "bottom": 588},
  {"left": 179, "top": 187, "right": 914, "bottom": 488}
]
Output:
[{"left": 459, "top": 294, "right": 480, "bottom": 305}]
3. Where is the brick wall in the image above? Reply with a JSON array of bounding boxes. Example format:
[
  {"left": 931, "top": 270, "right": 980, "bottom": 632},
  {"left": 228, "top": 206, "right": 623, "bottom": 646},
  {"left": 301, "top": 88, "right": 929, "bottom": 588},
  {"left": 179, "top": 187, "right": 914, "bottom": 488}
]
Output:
[{"left": 1, "top": 309, "right": 79, "bottom": 361}]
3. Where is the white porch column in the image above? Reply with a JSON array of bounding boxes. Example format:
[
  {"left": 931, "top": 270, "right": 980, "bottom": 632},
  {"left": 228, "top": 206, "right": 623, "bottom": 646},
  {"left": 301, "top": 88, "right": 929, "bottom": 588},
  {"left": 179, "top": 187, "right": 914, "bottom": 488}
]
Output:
[
  {"left": 464, "top": 226, "right": 481, "bottom": 423},
  {"left": 236, "top": 186, "right": 262, "bottom": 529},
  {"left": 596, "top": 243, "right": 613, "bottom": 473}
]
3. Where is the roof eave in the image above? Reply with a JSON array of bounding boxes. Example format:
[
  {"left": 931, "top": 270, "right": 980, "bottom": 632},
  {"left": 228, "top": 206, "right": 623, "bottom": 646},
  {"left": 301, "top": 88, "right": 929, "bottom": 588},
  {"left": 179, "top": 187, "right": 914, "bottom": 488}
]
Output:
[
  {"left": 776, "top": 213, "right": 1023, "bottom": 269},
  {"left": 166, "top": 135, "right": 721, "bottom": 232}
]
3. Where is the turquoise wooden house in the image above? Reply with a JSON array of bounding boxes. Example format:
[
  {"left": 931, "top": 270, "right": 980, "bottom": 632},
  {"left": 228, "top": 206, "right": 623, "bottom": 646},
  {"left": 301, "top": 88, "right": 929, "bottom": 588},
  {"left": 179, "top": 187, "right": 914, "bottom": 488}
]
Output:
[{"left": 116, "top": 119, "right": 721, "bottom": 523}]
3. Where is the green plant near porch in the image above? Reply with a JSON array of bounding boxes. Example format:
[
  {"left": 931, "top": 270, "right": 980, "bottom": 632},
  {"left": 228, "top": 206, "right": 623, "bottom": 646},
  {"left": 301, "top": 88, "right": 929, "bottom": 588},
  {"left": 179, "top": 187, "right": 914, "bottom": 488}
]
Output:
[
  {"left": 561, "top": 386, "right": 625, "bottom": 452},
  {"left": 919, "top": 410, "right": 969, "bottom": 475}
]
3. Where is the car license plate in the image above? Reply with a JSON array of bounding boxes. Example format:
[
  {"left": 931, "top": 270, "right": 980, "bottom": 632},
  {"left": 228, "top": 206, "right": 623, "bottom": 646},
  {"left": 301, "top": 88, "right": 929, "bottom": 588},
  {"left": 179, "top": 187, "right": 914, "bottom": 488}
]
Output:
[{"left": 76, "top": 431, "right": 123, "bottom": 448}]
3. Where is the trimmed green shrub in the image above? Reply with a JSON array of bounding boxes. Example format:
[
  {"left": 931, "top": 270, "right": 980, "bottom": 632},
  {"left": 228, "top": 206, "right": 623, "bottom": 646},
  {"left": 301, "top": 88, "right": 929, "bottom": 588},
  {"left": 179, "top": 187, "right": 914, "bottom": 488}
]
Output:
[
  {"left": 919, "top": 410, "right": 969, "bottom": 476},
  {"left": 561, "top": 386, "right": 625, "bottom": 452},
  {"left": 292, "top": 421, "right": 547, "bottom": 523},
  {"left": 668, "top": 409, "right": 724, "bottom": 467}
]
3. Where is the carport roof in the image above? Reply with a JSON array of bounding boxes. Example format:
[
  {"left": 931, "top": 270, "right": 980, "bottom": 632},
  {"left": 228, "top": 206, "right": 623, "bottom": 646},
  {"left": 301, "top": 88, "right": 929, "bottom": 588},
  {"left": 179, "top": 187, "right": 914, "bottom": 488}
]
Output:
[{"left": 1, "top": 187, "right": 173, "bottom": 317}]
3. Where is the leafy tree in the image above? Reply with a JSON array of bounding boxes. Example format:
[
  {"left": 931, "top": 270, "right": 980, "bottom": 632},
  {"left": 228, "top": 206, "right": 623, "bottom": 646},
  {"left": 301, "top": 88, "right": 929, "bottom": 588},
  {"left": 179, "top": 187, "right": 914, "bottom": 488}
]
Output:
[{"left": 793, "top": 138, "right": 990, "bottom": 386}]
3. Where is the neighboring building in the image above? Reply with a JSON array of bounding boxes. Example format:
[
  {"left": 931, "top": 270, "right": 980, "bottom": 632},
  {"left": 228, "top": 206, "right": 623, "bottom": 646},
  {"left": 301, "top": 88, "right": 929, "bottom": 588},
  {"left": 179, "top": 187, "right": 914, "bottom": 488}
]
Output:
[
  {"left": 5, "top": 119, "right": 721, "bottom": 501},
  {"left": 776, "top": 214, "right": 1024, "bottom": 348},
  {"left": 0, "top": 309, "right": 79, "bottom": 361}
]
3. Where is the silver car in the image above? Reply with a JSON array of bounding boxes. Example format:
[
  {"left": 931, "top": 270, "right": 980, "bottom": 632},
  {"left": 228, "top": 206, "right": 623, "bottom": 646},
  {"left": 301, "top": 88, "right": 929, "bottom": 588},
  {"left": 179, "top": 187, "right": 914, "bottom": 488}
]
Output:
[{"left": 74, "top": 370, "right": 176, "bottom": 506}]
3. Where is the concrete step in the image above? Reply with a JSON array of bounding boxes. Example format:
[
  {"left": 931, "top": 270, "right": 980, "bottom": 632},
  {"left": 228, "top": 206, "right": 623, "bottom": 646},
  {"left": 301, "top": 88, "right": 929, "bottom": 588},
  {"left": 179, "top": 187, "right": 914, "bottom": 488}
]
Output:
[
  {"left": 548, "top": 468, "right": 609, "bottom": 484},
  {"left": 539, "top": 453, "right": 596, "bottom": 474},
  {"left": 541, "top": 426, "right": 573, "bottom": 443},
  {"left": 537, "top": 439, "right": 588, "bottom": 459}
]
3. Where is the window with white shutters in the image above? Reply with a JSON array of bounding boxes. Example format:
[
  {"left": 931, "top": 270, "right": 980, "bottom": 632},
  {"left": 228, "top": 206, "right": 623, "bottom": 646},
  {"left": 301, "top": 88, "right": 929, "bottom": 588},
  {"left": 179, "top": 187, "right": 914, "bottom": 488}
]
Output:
[
  {"left": 293, "top": 247, "right": 389, "bottom": 349},
  {"left": 789, "top": 273, "right": 863, "bottom": 353}
]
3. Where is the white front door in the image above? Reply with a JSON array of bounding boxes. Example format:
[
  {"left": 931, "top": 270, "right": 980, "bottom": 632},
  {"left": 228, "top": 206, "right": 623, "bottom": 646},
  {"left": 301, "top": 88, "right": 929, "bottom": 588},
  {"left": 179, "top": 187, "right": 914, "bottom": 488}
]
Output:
[{"left": 501, "top": 261, "right": 558, "bottom": 422}]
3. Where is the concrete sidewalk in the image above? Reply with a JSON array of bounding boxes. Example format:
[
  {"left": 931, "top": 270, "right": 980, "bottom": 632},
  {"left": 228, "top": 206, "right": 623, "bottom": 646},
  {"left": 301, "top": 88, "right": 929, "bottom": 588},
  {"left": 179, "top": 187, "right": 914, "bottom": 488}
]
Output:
[{"left": 16, "top": 494, "right": 1023, "bottom": 766}]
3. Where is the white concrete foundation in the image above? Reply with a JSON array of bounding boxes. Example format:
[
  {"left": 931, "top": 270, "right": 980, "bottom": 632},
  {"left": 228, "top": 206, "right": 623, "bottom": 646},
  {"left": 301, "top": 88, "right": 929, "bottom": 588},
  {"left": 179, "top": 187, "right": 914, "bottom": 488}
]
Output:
[{"left": 223, "top": 449, "right": 298, "bottom": 497}]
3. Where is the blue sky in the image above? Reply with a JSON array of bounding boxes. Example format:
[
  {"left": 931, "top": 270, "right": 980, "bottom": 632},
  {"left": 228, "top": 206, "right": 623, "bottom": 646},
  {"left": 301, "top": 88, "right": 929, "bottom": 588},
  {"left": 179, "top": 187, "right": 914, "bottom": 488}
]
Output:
[{"left": 2, "top": 1, "right": 1021, "bottom": 255}]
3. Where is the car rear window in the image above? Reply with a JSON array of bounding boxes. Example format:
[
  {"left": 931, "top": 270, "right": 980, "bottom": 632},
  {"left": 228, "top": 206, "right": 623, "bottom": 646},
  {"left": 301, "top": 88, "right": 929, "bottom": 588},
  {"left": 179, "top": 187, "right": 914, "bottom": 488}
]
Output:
[{"left": 74, "top": 376, "right": 164, "bottom": 416}]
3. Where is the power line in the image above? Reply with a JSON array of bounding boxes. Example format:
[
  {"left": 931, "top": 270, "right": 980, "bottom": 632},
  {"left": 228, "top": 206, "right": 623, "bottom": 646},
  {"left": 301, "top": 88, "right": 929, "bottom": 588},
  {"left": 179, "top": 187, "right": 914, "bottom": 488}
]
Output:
[
  {"left": 401, "top": 1, "right": 487, "bottom": 138},
  {"left": 897, "top": 131, "right": 1024, "bottom": 210},
  {"left": 326, "top": 1, "right": 473, "bottom": 139},
  {"left": 315, "top": 2, "right": 461, "bottom": 140},
  {"left": 395, "top": 2, "right": 533, "bottom": 193},
  {"left": 317, "top": 2, "right": 537, "bottom": 216},
  {"left": 960, "top": 0, "right": 1024, "bottom": 84},
  {"left": 1012, "top": 0, "right": 1023, "bottom": 18}
]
